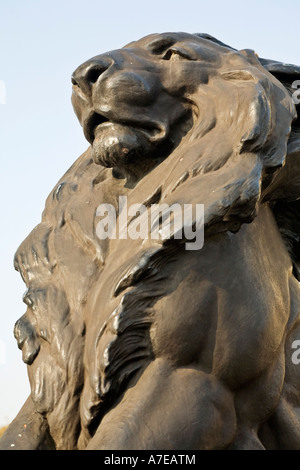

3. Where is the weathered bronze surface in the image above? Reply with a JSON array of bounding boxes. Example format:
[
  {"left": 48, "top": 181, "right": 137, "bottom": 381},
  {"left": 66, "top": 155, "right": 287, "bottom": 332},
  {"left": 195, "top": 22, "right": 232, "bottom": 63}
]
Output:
[{"left": 1, "top": 32, "right": 300, "bottom": 450}]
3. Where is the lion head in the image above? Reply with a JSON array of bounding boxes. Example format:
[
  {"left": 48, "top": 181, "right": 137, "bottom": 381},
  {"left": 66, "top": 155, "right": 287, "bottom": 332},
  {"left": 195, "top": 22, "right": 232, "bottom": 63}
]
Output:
[
  {"left": 11, "top": 32, "right": 300, "bottom": 450},
  {"left": 71, "top": 32, "right": 299, "bottom": 231}
]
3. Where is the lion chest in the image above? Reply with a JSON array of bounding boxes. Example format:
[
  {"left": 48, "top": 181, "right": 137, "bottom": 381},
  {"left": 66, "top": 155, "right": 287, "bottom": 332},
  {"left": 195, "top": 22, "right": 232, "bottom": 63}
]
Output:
[
  {"left": 85, "top": 205, "right": 292, "bottom": 404},
  {"left": 150, "top": 215, "right": 292, "bottom": 389}
]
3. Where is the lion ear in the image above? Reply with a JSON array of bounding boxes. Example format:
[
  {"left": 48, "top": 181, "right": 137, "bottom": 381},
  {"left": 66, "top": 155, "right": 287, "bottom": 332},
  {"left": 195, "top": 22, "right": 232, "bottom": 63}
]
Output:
[
  {"left": 259, "top": 58, "right": 300, "bottom": 97},
  {"left": 220, "top": 49, "right": 268, "bottom": 82},
  {"left": 239, "top": 48, "right": 262, "bottom": 64},
  {"left": 259, "top": 58, "right": 300, "bottom": 127},
  {"left": 259, "top": 57, "right": 300, "bottom": 78}
]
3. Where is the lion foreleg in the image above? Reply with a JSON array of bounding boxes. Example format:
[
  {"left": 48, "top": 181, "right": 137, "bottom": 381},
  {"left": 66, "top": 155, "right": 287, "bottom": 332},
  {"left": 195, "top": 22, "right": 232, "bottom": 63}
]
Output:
[{"left": 86, "top": 359, "right": 236, "bottom": 450}]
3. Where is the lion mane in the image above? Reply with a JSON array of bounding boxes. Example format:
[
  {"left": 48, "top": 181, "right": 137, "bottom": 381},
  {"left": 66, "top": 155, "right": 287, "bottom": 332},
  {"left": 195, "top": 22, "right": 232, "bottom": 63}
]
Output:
[{"left": 10, "top": 33, "right": 300, "bottom": 449}]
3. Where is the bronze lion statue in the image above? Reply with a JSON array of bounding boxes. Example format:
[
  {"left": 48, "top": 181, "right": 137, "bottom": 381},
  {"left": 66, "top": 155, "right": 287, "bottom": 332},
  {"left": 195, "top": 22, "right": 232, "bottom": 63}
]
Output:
[{"left": 1, "top": 32, "right": 300, "bottom": 450}]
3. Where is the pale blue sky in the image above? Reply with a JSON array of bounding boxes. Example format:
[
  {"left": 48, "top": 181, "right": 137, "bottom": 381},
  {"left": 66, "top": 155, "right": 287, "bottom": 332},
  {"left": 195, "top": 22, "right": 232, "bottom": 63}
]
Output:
[{"left": 0, "top": 0, "right": 299, "bottom": 425}]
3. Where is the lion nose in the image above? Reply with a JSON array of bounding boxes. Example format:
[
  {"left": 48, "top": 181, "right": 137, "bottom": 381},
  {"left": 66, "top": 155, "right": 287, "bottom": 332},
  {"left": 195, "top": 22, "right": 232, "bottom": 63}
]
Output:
[{"left": 72, "top": 56, "right": 113, "bottom": 95}]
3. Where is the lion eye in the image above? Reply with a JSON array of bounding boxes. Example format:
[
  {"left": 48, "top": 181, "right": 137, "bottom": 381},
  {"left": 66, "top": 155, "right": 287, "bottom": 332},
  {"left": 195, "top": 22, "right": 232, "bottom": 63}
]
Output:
[{"left": 162, "top": 48, "right": 192, "bottom": 61}]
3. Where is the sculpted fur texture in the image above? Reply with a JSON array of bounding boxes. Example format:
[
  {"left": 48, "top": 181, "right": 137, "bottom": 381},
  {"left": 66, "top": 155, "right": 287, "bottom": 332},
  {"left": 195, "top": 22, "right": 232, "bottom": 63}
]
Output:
[{"left": 1, "top": 32, "right": 300, "bottom": 450}]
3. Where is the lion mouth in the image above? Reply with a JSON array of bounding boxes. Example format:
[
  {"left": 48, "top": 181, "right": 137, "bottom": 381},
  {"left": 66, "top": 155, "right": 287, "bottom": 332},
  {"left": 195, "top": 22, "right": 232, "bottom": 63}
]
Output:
[
  {"left": 14, "top": 314, "right": 41, "bottom": 365},
  {"left": 84, "top": 112, "right": 167, "bottom": 145},
  {"left": 84, "top": 112, "right": 110, "bottom": 143}
]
